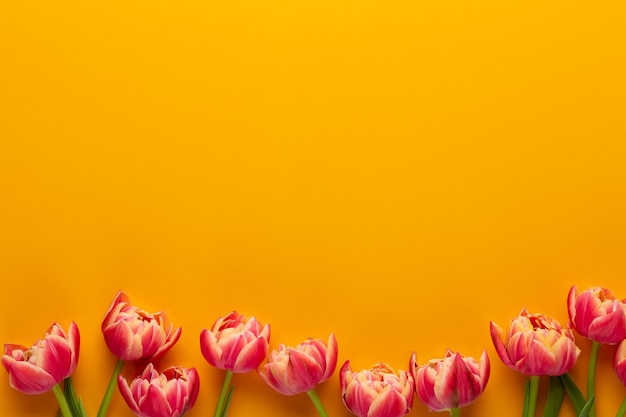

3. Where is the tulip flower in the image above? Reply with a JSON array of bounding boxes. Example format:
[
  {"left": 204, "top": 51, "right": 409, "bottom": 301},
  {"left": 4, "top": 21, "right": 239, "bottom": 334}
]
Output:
[
  {"left": 567, "top": 285, "right": 626, "bottom": 345},
  {"left": 200, "top": 311, "right": 270, "bottom": 417},
  {"left": 2, "top": 322, "right": 80, "bottom": 417},
  {"left": 259, "top": 333, "right": 338, "bottom": 417},
  {"left": 118, "top": 363, "right": 200, "bottom": 417},
  {"left": 99, "top": 291, "right": 182, "bottom": 417},
  {"left": 411, "top": 350, "right": 489, "bottom": 416},
  {"left": 491, "top": 309, "right": 580, "bottom": 417},
  {"left": 200, "top": 311, "right": 270, "bottom": 373},
  {"left": 567, "top": 286, "right": 626, "bottom": 417},
  {"left": 102, "top": 291, "right": 182, "bottom": 362},
  {"left": 340, "top": 360, "right": 414, "bottom": 417},
  {"left": 2, "top": 321, "right": 79, "bottom": 395},
  {"left": 490, "top": 308, "right": 579, "bottom": 377}
]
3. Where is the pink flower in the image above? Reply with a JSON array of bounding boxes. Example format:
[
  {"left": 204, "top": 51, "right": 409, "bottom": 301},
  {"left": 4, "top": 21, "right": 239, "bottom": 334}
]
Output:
[
  {"left": 200, "top": 311, "right": 270, "bottom": 373},
  {"left": 490, "top": 308, "right": 580, "bottom": 376},
  {"left": 567, "top": 285, "right": 626, "bottom": 345},
  {"left": 411, "top": 350, "right": 489, "bottom": 411},
  {"left": 258, "top": 333, "right": 338, "bottom": 395},
  {"left": 102, "top": 291, "right": 181, "bottom": 362},
  {"left": 2, "top": 322, "right": 80, "bottom": 394},
  {"left": 340, "top": 360, "right": 414, "bottom": 417},
  {"left": 614, "top": 339, "right": 626, "bottom": 387},
  {"left": 118, "top": 363, "right": 200, "bottom": 417}
]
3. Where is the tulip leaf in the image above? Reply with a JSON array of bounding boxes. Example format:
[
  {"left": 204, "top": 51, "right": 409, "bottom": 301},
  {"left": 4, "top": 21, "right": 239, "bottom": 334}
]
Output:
[
  {"left": 63, "top": 377, "right": 88, "bottom": 417},
  {"left": 577, "top": 396, "right": 595, "bottom": 417},
  {"left": 220, "top": 384, "right": 235, "bottom": 417},
  {"left": 542, "top": 376, "right": 565, "bottom": 417},
  {"left": 522, "top": 378, "right": 531, "bottom": 417},
  {"left": 560, "top": 373, "right": 587, "bottom": 415}
]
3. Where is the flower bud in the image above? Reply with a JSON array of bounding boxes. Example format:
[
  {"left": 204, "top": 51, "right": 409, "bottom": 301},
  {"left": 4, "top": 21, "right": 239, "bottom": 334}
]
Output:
[
  {"left": 258, "top": 333, "right": 337, "bottom": 395},
  {"left": 102, "top": 291, "right": 181, "bottom": 362},
  {"left": 568, "top": 285, "right": 626, "bottom": 345},
  {"left": 411, "top": 350, "right": 489, "bottom": 411},
  {"left": 118, "top": 363, "right": 200, "bottom": 417},
  {"left": 490, "top": 308, "right": 580, "bottom": 376},
  {"left": 2, "top": 322, "right": 79, "bottom": 394},
  {"left": 200, "top": 311, "right": 270, "bottom": 373},
  {"left": 340, "top": 360, "right": 414, "bottom": 417}
]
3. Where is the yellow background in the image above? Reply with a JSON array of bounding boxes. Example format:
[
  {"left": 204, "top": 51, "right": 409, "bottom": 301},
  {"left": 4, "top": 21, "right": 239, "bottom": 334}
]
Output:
[{"left": 1, "top": 1, "right": 626, "bottom": 416}]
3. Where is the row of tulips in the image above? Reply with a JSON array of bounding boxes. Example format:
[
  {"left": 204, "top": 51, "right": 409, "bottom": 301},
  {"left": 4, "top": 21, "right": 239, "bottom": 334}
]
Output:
[{"left": 3, "top": 285, "right": 626, "bottom": 417}]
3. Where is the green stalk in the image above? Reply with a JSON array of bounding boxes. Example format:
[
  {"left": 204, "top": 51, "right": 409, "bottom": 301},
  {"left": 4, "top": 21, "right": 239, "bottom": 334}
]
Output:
[
  {"left": 450, "top": 408, "right": 461, "bottom": 417},
  {"left": 213, "top": 370, "right": 233, "bottom": 417},
  {"left": 307, "top": 389, "right": 330, "bottom": 417},
  {"left": 616, "top": 396, "right": 626, "bottom": 417},
  {"left": 52, "top": 383, "right": 74, "bottom": 417},
  {"left": 96, "top": 359, "right": 125, "bottom": 417},
  {"left": 527, "top": 376, "right": 541, "bottom": 417},
  {"left": 587, "top": 341, "right": 600, "bottom": 417}
]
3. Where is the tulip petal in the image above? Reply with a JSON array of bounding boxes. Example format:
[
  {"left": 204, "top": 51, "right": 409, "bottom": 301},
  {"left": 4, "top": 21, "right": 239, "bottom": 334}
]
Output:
[
  {"left": 490, "top": 322, "right": 514, "bottom": 368},
  {"left": 118, "top": 374, "right": 142, "bottom": 416},
  {"left": 2, "top": 359, "right": 57, "bottom": 394},
  {"left": 232, "top": 336, "right": 269, "bottom": 373},
  {"left": 199, "top": 330, "right": 222, "bottom": 367},
  {"left": 415, "top": 365, "right": 446, "bottom": 411},
  {"left": 588, "top": 308, "right": 626, "bottom": 344},
  {"left": 140, "top": 384, "right": 172, "bottom": 417},
  {"left": 320, "top": 333, "right": 338, "bottom": 382},
  {"left": 39, "top": 335, "right": 73, "bottom": 382},
  {"left": 367, "top": 387, "right": 408, "bottom": 417},
  {"left": 287, "top": 348, "right": 324, "bottom": 390}
]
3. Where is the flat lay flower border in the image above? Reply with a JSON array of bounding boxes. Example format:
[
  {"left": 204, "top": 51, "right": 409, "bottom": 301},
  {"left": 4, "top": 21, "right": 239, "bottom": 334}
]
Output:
[{"left": 3, "top": 285, "right": 626, "bottom": 417}]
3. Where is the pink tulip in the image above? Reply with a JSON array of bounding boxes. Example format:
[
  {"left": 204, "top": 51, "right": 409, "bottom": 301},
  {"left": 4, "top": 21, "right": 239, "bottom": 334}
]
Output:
[
  {"left": 568, "top": 285, "right": 626, "bottom": 345},
  {"left": 258, "top": 333, "right": 338, "bottom": 395},
  {"left": 2, "top": 322, "right": 79, "bottom": 394},
  {"left": 411, "top": 350, "right": 489, "bottom": 411},
  {"left": 340, "top": 360, "right": 414, "bottom": 417},
  {"left": 102, "top": 291, "right": 181, "bottom": 361},
  {"left": 118, "top": 363, "right": 200, "bottom": 417},
  {"left": 614, "top": 339, "right": 626, "bottom": 387},
  {"left": 200, "top": 311, "right": 270, "bottom": 373},
  {"left": 490, "top": 308, "right": 580, "bottom": 376}
]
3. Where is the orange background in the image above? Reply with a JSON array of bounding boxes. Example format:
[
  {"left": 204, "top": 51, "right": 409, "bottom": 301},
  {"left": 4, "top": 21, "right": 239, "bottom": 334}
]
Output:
[{"left": 1, "top": 1, "right": 626, "bottom": 416}]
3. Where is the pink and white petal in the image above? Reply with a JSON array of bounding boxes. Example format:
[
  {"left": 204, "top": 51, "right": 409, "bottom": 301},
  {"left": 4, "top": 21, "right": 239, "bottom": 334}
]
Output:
[
  {"left": 489, "top": 322, "right": 514, "bottom": 368},
  {"left": 232, "top": 337, "right": 269, "bottom": 372},
  {"left": 321, "top": 333, "right": 338, "bottom": 381},
  {"left": 367, "top": 387, "right": 409, "bottom": 417},
  {"left": 199, "top": 329, "right": 222, "bottom": 367},
  {"left": 139, "top": 384, "right": 171, "bottom": 417},
  {"left": 6, "top": 361, "right": 57, "bottom": 394}
]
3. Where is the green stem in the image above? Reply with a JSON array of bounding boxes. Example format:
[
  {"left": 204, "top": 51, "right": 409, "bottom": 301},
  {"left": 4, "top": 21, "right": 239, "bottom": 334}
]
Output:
[
  {"left": 616, "top": 396, "right": 626, "bottom": 417},
  {"left": 527, "top": 376, "right": 541, "bottom": 417},
  {"left": 213, "top": 370, "right": 233, "bottom": 417},
  {"left": 450, "top": 408, "right": 461, "bottom": 417},
  {"left": 52, "top": 383, "right": 74, "bottom": 417},
  {"left": 96, "top": 359, "right": 125, "bottom": 417},
  {"left": 588, "top": 341, "right": 600, "bottom": 417},
  {"left": 307, "top": 389, "right": 330, "bottom": 417}
]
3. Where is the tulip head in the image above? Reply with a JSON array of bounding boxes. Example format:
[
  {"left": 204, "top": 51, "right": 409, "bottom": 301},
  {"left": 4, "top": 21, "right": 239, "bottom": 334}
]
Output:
[
  {"left": 118, "top": 363, "right": 200, "bottom": 417},
  {"left": 340, "top": 360, "right": 414, "bottom": 417},
  {"left": 614, "top": 339, "right": 626, "bottom": 387},
  {"left": 411, "top": 350, "right": 489, "bottom": 412},
  {"left": 102, "top": 291, "right": 182, "bottom": 362},
  {"left": 2, "top": 322, "right": 80, "bottom": 394},
  {"left": 568, "top": 285, "right": 626, "bottom": 345},
  {"left": 490, "top": 308, "right": 580, "bottom": 376},
  {"left": 258, "top": 333, "right": 338, "bottom": 395},
  {"left": 200, "top": 311, "right": 270, "bottom": 373}
]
